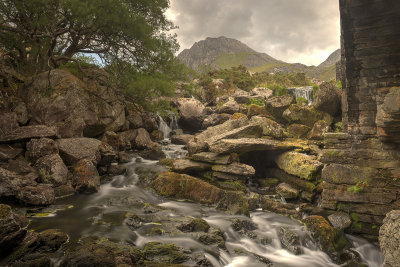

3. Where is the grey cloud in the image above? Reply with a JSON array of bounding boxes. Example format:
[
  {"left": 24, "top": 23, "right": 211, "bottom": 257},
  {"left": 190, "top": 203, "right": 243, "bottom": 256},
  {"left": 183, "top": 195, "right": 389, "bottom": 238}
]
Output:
[{"left": 168, "top": 0, "right": 340, "bottom": 65}]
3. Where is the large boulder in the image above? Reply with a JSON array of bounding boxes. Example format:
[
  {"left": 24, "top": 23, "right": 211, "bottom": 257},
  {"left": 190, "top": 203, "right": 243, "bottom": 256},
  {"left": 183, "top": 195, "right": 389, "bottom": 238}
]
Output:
[
  {"left": 233, "top": 89, "right": 252, "bottom": 104},
  {"left": 286, "top": 124, "right": 311, "bottom": 138},
  {"left": 170, "top": 134, "right": 193, "bottom": 145},
  {"left": 152, "top": 172, "right": 249, "bottom": 215},
  {"left": 0, "top": 125, "right": 58, "bottom": 143},
  {"left": 211, "top": 163, "right": 255, "bottom": 178},
  {"left": 380, "top": 210, "right": 400, "bottom": 267},
  {"left": 191, "top": 152, "right": 232, "bottom": 165},
  {"left": 176, "top": 98, "right": 206, "bottom": 131},
  {"left": 313, "top": 82, "right": 342, "bottom": 117},
  {"left": 218, "top": 98, "right": 241, "bottom": 115},
  {"left": 209, "top": 138, "right": 297, "bottom": 155},
  {"left": 57, "top": 138, "right": 115, "bottom": 166},
  {"left": 264, "top": 95, "right": 295, "bottom": 122},
  {"left": 171, "top": 159, "right": 211, "bottom": 173},
  {"left": 308, "top": 120, "right": 331, "bottom": 140},
  {"left": 17, "top": 184, "right": 55, "bottom": 206},
  {"left": 275, "top": 152, "right": 323, "bottom": 180},
  {"left": 22, "top": 69, "right": 126, "bottom": 138},
  {"left": 72, "top": 159, "right": 100, "bottom": 193},
  {"left": 0, "top": 167, "right": 37, "bottom": 199},
  {"left": 0, "top": 204, "right": 27, "bottom": 257},
  {"left": 250, "top": 116, "right": 285, "bottom": 139},
  {"left": 251, "top": 87, "right": 273, "bottom": 100},
  {"left": 134, "top": 128, "right": 153, "bottom": 150},
  {"left": 202, "top": 113, "right": 231, "bottom": 129},
  {"left": 35, "top": 154, "right": 68, "bottom": 186},
  {"left": 283, "top": 104, "right": 333, "bottom": 127},
  {"left": 26, "top": 138, "right": 58, "bottom": 164}
]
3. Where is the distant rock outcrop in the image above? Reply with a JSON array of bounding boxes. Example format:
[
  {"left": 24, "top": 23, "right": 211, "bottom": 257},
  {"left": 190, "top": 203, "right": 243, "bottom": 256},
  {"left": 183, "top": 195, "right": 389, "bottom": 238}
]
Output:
[{"left": 178, "top": 36, "right": 340, "bottom": 81}]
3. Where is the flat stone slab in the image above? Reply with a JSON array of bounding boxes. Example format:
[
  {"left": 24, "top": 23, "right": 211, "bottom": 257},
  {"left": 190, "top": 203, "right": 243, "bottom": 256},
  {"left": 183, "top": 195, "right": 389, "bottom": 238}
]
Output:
[
  {"left": 191, "top": 152, "right": 232, "bottom": 165},
  {"left": 212, "top": 163, "right": 255, "bottom": 177},
  {"left": 171, "top": 159, "right": 211, "bottom": 173},
  {"left": 0, "top": 125, "right": 58, "bottom": 143},
  {"left": 209, "top": 138, "right": 297, "bottom": 154}
]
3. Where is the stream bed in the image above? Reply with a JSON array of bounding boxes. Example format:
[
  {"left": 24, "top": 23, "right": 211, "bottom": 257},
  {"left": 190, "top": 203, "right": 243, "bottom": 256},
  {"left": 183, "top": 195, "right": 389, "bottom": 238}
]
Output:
[{"left": 28, "top": 140, "right": 383, "bottom": 267}]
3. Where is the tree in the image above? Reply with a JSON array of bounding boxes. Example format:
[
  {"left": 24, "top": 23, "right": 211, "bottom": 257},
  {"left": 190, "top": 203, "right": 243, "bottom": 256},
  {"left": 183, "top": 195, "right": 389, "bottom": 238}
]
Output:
[{"left": 0, "top": 0, "right": 178, "bottom": 75}]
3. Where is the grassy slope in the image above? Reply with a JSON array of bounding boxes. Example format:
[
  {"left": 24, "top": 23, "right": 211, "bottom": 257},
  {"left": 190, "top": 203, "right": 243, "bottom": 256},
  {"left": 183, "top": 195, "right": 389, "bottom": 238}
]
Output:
[
  {"left": 316, "top": 64, "right": 336, "bottom": 81},
  {"left": 213, "top": 52, "right": 253, "bottom": 69}
]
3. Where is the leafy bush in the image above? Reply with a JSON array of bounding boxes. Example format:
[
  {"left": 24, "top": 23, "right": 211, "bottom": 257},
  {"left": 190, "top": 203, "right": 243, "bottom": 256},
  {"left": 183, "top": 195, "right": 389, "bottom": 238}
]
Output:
[
  {"left": 334, "top": 122, "right": 342, "bottom": 132},
  {"left": 296, "top": 96, "right": 309, "bottom": 106},
  {"left": 312, "top": 85, "right": 319, "bottom": 100},
  {"left": 248, "top": 98, "right": 264, "bottom": 106}
]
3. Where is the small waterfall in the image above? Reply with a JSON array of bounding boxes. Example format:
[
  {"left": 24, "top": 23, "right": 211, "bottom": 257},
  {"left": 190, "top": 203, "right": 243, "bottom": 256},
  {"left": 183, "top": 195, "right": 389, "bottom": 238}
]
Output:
[
  {"left": 287, "top": 86, "right": 314, "bottom": 105},
  {"left": 167, "top": 113, "right": 179, "bottom": 130},
  {"left": 157, "top": 115, "right": 172, "bottom": 139}
]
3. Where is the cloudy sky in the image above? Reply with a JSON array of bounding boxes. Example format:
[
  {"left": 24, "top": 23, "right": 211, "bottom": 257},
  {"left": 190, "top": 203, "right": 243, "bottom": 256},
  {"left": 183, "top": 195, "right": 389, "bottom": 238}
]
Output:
[{"left": 166, "top": 0, "right": 340, "bottom": 66}]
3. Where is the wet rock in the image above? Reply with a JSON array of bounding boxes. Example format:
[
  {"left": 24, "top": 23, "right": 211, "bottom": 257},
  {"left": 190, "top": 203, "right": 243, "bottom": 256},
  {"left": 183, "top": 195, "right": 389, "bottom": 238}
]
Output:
[
  {"left": 72, "top": 159, "right": 100, "bottom": 193},
  {"left": 283, "top": 104, "right": 333, "bottom": 127},
  {"left": 37, "top": 229, "right": 69, "bottom": 251},
  {"left": 61, "top": 237, "right": 141, "bottom": 266},
  {"left": 117, "top": 129, "right": 138, "bottom": 150},
  {"left": 35, "top": 153, "right": 68, "bottom": 186},
  {"left": 152, "top": 172, "right": 249, "bottom": 215},
  {"left": 134, "top": 128, "right": 153, "bottom": 149},
  {"left": 261, "top": 198, "right": 300, "bottom": 218},
  {"left": 278, "top": 227, "right": 301, "bottom": 255},
  {"left": 379, "top": 210, "right": 400, "bottom": 267},
  {"left": 126, "top": 112, "right": 144, "bottom": 129},
  {"left": 54, "top": 183, "right": 75, "bottom": 198},
  {"left": 231, "top": 218, "right": 258, "bottom": 232},
  {"left": 139, "top": 142, "right": 166, "bottom": 160},
  {"left": 172, "top": 159, "right": 211, "bottom": 173},
  {"left": 0, "top": 167, "right": 37, "bottom": 199},
  {"left": 191, "top": 152, "right": 232, "bottom": 165},
  {"left": 264, "top": 94, "right": 295, "bottom": 122},
  {"left": 218, "top": 98, "right": 240, "bottom": 114},
  {"left": 209, "top": 138, "right": 297, "bottom": 155},
  {"left": 198, "top": 233, "right": 225, "bottom": 248},
  {"left": 275, "top": 152, "right": 323, "bottom": 180},
  {"left": 308, "top": 120, "right": 331, "bottom": 140},
  {"left": 6, "top": 156, "right": 36, "bottom": 175},
  {"left": 302, "top": 215, "right": 339, "bottom": 258},
  {"left": 187, "top": 139, "right": 208, "bottom": 155},
  {"left": 17, "top": 184, "right": 55, "bottom": 206},
  {"left": 177, "top": 218, "right": 210, "bottom": 232},
  {"left": 171, "top": 134, "right": 194, "bottom": 145},
  {"left": 98, "top": 142, "right": 116, "bottom": 166},
  {"left": 176, "top": 97, "right": 206, "bottom": 131},
  {"left": 108, "top": 164, "right": 126, "bottom": 176},
  {"left": 276, "top": 183, "right": 299, "bottom": 200},
  {"left": 118, "top": 151, "right": 131, "bottom": 163},
  {"left": 0, "top": 144, "right": 23, "bottom": 162},
  {"left": 100, "top": 131, "right": 124, "bottom": 151},
  {"left": 0, "top": 125, "right": 58, "bottom": 144},
  {"left": 313, "top": 82, "right": 342, "bottom": 117},
  {"left": 267, "top": 168, "right": 316, "bottom": 193},
  {"left": 250, "top": 116, "right": 285, "bottom": 139},
  {"left": 211, "top": 163, "right": 255, "bottom": 178},
  {"left": 142, "top": 241, "right": 189, "bottom": 264},
  {"left": 328, "top": 212, "right": 352, "bottom": 230},
  {"left": 26, "top": 138, "right": 58, "bottom": 164},
  {"left": 202, "top": 113, "right": 231, "bottom": 129},
  {"left": 0, "top": 204, "right": 27, "bottom": 257},
  {"left": 150, "top": 129, "right": 164, "bottom": 142},
  {"left": 287, "top": 124, "right": 311, "bottom": 139},
  {"left": 57, "top": 137, "right": 101, "bottom": 165}
]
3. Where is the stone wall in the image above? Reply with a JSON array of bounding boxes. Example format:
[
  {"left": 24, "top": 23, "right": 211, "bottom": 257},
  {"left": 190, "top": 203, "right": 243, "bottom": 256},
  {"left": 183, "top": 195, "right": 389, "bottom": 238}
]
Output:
[{"left": 321, "top": 0, "right": 400, "bottom": 237}]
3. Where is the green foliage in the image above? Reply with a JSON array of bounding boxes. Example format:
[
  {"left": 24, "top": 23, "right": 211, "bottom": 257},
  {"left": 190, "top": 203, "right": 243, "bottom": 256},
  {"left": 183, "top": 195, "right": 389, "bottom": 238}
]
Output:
[
  {"left": 61, "top": 53, "right": 100, "bottom": 79},
  {"left": 347, "top": 181, "right": 368, "bottom": 193},
  {"left": 214, "top": 52, "right": 253, "bottom": 69},
  {"left": 334, "top": 122, "right": 342, "bottom": 132},
  {"left": 0, "top": 0, "right": 177, "bottom": 75},
  {"left": 296, "top": 96, "right": 309, "bottom": 106},
  {"left": 312, "top": 85, "right": 319, "bottom": 100},
  {"left": 248, "top": 98, "right": 264, "bottom": 106},
  {"left": 335, "top": 80, "right": 342, "bottom": 90},
  {"left": 148, "top": 100, "right": 179, "bottom": 121},
  {"left": 268, "top": 85, "right": 288, "bottom": 96}
]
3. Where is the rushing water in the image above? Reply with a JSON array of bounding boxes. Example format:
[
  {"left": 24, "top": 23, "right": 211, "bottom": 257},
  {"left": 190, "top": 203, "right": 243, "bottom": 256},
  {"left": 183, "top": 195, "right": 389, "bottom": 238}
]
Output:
[
  {"left": 287, "top": 86, "right": 314, "bottom": 105},
  {"left": 28, "top": 141, "right": 383, "bottom": 266},
  {"left": 28, "top": 117, "right": 383, "bottom": 267}
]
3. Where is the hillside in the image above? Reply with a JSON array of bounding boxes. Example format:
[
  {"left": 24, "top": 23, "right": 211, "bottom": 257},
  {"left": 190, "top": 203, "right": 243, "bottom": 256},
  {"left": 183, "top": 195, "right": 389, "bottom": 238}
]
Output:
[{"left": 178, "top": 36, "right": 340, "bottom": 81}]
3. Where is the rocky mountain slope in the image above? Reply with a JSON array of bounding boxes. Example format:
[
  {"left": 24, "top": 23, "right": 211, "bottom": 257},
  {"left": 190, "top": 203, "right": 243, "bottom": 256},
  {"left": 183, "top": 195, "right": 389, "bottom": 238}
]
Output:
[{"left": 178, "top": 36, "right": 340, "bottom": 81}]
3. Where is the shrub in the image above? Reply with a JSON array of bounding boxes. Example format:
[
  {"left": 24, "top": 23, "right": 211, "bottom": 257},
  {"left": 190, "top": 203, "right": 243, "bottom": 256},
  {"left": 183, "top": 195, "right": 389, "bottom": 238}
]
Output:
[
  {"left": 296, "top": 96, "right": 309, "bottom": 106},
  {"left": 248, "top": 98, "right": 264, "bottom": 106}
]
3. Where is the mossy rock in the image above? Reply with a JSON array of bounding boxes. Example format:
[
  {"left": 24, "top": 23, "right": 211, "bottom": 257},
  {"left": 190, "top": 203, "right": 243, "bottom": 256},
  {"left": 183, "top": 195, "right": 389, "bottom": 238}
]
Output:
[
  {"left": 275, "top": 152, "right": 323, "bottom": 181},
  {"left": 247, "top": 104, "right": 270, "bottom": 117},
  {"left": 283, "top": 104, "right": 333, "bottom": 127},
  {"left": 177, "top": 218, "right": 210, "bottom": 233},
  {"left": 157, "top": 158, "right": 174, "bottom": 168},
  {"left": 151, "top": 172, "right": 249, "bottom": 215},
  {"left": 142, "top": 242, "right": 189, "bottom": 264},
  {"left": 230, "top": 113, "right": 246, "bottom": 120}
]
